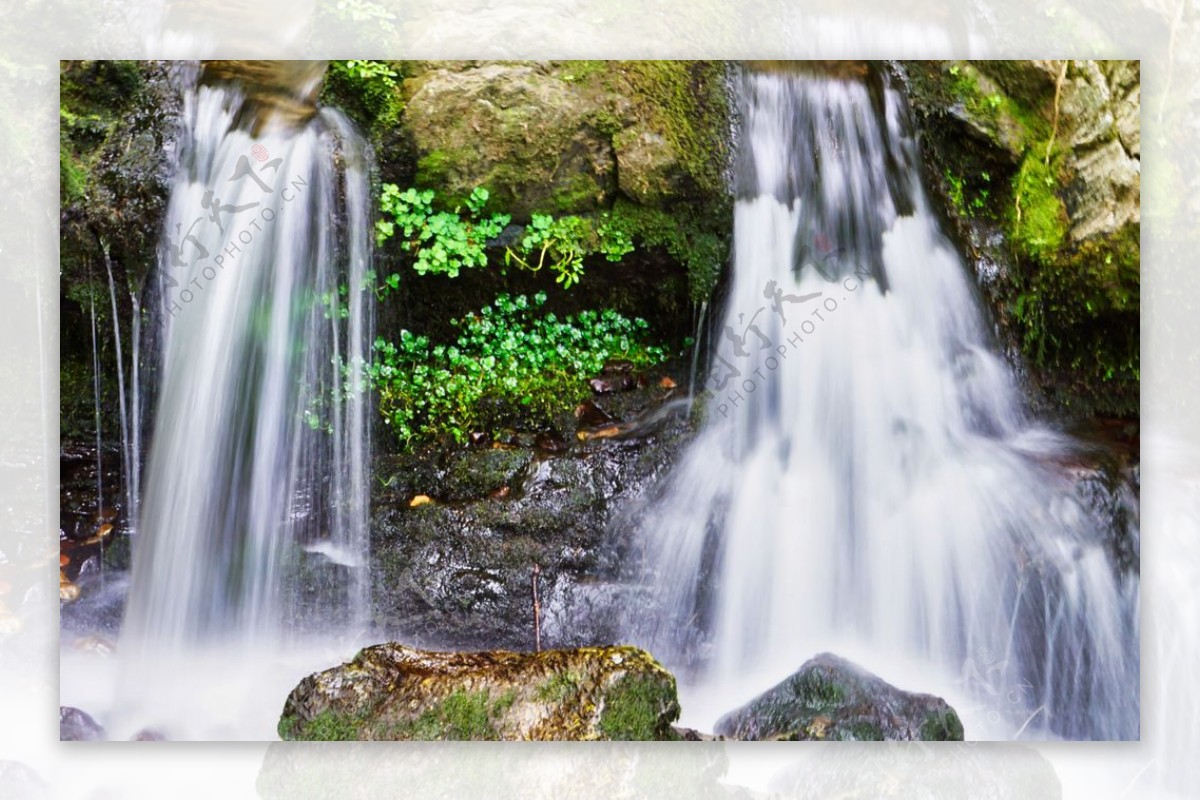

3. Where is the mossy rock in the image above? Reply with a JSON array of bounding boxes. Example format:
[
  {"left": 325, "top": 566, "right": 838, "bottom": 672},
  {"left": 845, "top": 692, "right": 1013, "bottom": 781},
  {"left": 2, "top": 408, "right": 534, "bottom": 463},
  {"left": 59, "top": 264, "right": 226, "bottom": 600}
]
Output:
[
  {"left": 366, "top": 413, "right": 695, "bottom": 652},
  {"left": 59, "top": 60, "right": 181, "bottom": 442},
  {"left": 398, "top": 60, "right": 730, "bottom": 218},
  {"left": 437, "top": 447, "right": 534, "bottom": 502},
  {"left": 713, "top": 652, "right": 964, "bottom": 741},
  {"left": 279, "top": 644, "right": 681, "bottom": 740},
  {"left": 901, "top": 59, "right": 1140, "bottom": 419}
]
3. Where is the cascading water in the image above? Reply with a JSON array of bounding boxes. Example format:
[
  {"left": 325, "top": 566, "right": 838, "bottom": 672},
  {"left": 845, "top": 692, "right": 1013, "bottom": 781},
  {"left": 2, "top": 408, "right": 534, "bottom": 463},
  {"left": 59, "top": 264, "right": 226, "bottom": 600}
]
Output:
[
  {"left": 631, "top": 67, "right": 1138, "bottom": 740},
  {"left": 118, "top": 63, "right": 372, "bottom": 670}
]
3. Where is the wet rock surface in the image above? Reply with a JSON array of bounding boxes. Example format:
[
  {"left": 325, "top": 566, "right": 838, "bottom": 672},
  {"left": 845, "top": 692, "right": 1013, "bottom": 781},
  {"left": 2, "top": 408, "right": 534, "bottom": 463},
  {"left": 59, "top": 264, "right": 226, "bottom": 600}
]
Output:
[
  {"left": 714, "top": 653, "right": 964, "bottom": 742},
  {"left": 60, "top": 706, "right": 105, "bottom": 741},
  {"left": 1060, "top": 419, "right": 1140, "bottom": 576},
  {"left": 58, "top": 443, "right": 132, "bottom": 634},
  {"left": 368, "top": 384, "right": 693, "bottom": 651},
  {"left": 280, "top": 644, "right": 680, "bottom": 741},
  {"left": 901, "top": 59, "right": 1140, "bottom": 419}
]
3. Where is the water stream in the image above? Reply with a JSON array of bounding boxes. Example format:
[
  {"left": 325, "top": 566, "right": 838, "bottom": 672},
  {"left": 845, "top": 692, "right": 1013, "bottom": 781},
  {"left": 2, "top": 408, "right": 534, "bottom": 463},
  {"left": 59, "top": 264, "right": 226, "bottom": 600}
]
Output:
[
  {"left": 104, "top": 66, "right": 373, "bottom": 732},
  {"left": 631, "top": 67, "right": 1139, "bottom": 741}
]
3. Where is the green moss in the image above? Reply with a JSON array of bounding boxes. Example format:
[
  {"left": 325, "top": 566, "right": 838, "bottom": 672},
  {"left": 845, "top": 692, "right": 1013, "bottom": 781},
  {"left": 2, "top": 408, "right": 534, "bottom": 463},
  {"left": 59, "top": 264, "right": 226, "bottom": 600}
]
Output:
[
  {"left": 1011, "top": 153, "right": 1068, "bottom": 265},
  {"left": 491, "top": 688, "right": 518, "bottom": 716},
  {"left": 547, "top": 172, "right": 604, "bottom": 214},
  {"left": 280, "top": 709, "right": 362, "bottom": 741},
  {"left": 923, "top": 62, "right": 1137, "bottom": 418},
  {"left": 919, "top": 708, "right": 965, "bottom": 741},
  {"left": 440, "top": 448, "right": 533, "bottom": 501},
  {"left": 616, "top": 61, "right": 730, "bottom": 198},
  {"left": 414, "top": 148, "right": 459, "bottom": 193},
  {"left": 603, "top": 198, "right": 728, "bottom": 302},
  {"left": 792, "top": 671, "right": 847, "bottom": 709},
  {"left": 59, "top": 147, "right": 89, "bottom": 204},
  {"left": 557, "top": 60, "right": 607, "bottom": 84},
  {"left": 582, "top": 108, "right": 624, "bottom": 137},
  {"left": 598, "top": 673, "right": 678, "bottom": 740},
  {"left": 440, "top": 689, "right": 497, "bottom": 739},
  {"left": 319, "top": 60, "right": 406, "bottom": 139},
  {"left": 394, "top": 689, "right": 501, "bottom": 740},
  {"left": 1009, "top": 222, "right": 1140, "bottom": 416},
  {"left": 536, "top": 671, "right": 581, "bottom": 703}
]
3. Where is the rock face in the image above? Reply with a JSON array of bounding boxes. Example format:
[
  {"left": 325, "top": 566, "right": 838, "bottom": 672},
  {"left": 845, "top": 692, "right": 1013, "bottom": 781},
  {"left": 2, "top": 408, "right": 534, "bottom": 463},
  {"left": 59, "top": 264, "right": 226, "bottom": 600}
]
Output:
[
  {"left": 60, "top": 61, "right": 182, "bottom": 442},
  {"left": 902, "top": 59, "right": 1140, "bottom": 419},
  {"left": 714, "top": 653, "right": 964, "bottom": 741},
  {"left": 367, "top": 386, "right": 692, "bottom": 652},
  {"left": 400, "top": 60, "right": 730, "bottom": 217},
  {"left": 279, "top": 644, "right": 681, "bottom": 741}
]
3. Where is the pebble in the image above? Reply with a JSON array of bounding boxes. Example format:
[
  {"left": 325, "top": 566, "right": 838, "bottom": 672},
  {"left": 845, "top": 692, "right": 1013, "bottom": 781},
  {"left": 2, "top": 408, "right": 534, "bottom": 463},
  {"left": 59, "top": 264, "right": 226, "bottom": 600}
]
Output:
[{"left": 588, "top": 375, "right": 636, "bottom": 394}]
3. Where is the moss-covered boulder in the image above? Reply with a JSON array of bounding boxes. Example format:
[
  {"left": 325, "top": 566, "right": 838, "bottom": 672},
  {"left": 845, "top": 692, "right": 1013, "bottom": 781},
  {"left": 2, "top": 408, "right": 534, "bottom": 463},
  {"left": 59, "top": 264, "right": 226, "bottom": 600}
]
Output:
[
  {"left": 902, "top": 60, "right": 1140, "bottom": 419},
  {"left": 713, "top": 653, "right": 964, "bottom": 742},
  {"left": 279, "top": 644, "right": 681, "bottom": 741},
  {"left": 399, "top": 60, "right": 729, "bottom": 217}
]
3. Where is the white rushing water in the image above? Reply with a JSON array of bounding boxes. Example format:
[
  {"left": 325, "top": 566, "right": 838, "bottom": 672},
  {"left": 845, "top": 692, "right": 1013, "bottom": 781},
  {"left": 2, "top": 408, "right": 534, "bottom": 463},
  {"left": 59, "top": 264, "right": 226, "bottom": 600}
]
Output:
[
  {"left": 106, "top": 69, "right": 373, "bottom": 732},
  {"left": 633, "top": 68, "right": 1138, "bottom": 740}
]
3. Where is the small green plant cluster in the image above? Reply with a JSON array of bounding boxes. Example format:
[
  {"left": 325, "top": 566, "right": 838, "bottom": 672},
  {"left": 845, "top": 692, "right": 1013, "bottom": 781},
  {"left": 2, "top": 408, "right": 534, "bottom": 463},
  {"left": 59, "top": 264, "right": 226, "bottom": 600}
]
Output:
[
  {"left": 947, "top": 64, "right": 1004, "bottom": 123},
  {"left": 368, "top": 292, "right": 668, "bottom": 444},
  {"left": 944, "top": 169, "right": 993, "bottom": 219},
  {"left": 375, "top": 185, "right": 642, "bottom": 291},
  {"left": 376, "top": 185, "right": 509, "bottom": 288}
]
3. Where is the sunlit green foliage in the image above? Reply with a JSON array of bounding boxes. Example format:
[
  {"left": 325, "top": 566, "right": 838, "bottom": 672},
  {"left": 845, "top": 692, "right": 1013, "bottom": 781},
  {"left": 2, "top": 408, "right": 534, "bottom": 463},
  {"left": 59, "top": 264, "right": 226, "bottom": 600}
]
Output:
[{"left": 368, "top": 292, "right": 667, "bottom": 444}]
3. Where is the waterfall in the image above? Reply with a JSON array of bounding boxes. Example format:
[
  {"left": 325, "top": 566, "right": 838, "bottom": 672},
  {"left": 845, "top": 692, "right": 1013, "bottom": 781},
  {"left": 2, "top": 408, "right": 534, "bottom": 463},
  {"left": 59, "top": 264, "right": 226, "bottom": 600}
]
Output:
[
  {"left": 119, "top": 68, "right": 373, "bottom": 661},
  {"left": 632, "top": 68, "right": 1138, "bottom": 740}
]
